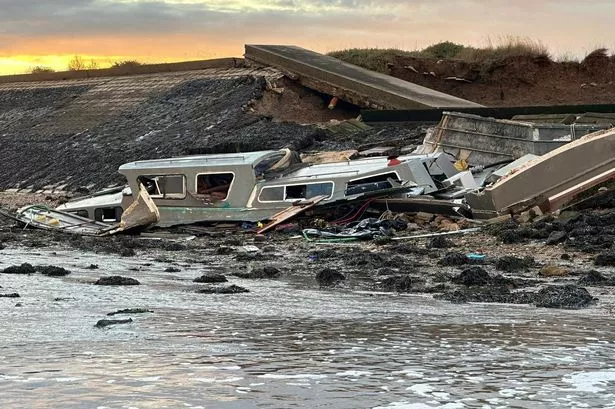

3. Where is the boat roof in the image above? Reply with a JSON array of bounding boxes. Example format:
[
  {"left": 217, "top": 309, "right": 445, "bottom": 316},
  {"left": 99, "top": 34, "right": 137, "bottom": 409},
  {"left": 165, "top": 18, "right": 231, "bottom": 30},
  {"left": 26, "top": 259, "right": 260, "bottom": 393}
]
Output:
[
  {"left": 274, "top": 154, "right": 436, "bottom": 182},
  {"left": 119, "top": 150, "right": 279, "bottom": 171}
]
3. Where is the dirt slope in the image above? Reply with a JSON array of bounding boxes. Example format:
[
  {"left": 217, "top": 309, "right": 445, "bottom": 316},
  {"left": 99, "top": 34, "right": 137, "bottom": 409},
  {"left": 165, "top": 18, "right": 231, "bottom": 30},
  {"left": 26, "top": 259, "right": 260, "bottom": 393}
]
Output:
[{"left": 377, "top": 53, "right": 615, "bottom": 106}]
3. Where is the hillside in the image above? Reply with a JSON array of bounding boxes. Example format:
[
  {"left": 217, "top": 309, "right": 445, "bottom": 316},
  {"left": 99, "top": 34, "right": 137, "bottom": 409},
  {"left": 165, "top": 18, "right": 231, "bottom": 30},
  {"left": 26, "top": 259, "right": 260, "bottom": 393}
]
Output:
[{"left": 329, "top": 46, "right": 615, "bottom": 106}]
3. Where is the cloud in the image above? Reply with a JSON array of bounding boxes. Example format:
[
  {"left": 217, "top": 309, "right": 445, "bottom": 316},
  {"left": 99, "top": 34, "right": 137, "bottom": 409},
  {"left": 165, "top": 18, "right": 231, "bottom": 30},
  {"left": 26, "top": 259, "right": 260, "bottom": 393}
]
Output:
[{"left": 0, "top": 0, "right": 614, "bottom": 61}]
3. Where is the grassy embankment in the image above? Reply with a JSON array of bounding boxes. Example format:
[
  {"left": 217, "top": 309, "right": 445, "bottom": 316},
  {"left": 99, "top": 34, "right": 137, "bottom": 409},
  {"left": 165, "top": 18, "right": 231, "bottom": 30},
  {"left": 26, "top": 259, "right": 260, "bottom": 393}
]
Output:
[{"left": 327, "top": 38, "right": 609, "bottom": 74}]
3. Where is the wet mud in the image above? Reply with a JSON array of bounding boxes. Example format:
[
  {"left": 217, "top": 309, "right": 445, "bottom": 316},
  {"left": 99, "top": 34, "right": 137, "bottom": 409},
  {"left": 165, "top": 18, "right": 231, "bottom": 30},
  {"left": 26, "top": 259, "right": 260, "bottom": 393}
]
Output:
[{"left": 1, "top": 198, "right": 614, "bottom": 311}]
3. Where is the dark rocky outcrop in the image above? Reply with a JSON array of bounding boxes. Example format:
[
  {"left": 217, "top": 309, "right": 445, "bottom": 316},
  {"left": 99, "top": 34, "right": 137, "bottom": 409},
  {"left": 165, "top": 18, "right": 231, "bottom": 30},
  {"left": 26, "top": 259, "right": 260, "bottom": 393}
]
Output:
[
  {"left": 578, "top": 270, "right": 615, "bottom": 286},
  {"left": 196, "top": 285, "right": 249, "bottom": 294},
  {"left": 107, "top": 308, "right": 153, "bottom": 316},
  {"left": 193, "top": 273, "right": 228, "bottom": 283},
  {"left": 452, "top": 267, "right": 491, "bottom": 286},
  {"left": 380, "top": 275, "right": 414, "bottom": 292},
  {"left": 494, "top": 256, "right": 534, "bottom": 273},
  {"left": 37, "top": 265, "right": 71, "bottom": 277},
  {"left": 94, "top": 276, "right": 140, "bottom": 286},
  {"left": 2, "top": 263, "right": 36, "bottom": 275},
  {"left": 95, "top": 318, "right": 133, "bottom": 328},
  {"left": 427, "top": 236, "right": 455, "bottom": 249},
  {"left": 232, "top": 266, "right": 281, "bottom": 279},
  {"left": 595, "top": 251, "right": 615, "bottom": 266},
  {"left": 316, "top": 268, "right": 346, "bottom": 287},
  {"left": 534, "top": 285, "right": 596, "bottom": 309}
]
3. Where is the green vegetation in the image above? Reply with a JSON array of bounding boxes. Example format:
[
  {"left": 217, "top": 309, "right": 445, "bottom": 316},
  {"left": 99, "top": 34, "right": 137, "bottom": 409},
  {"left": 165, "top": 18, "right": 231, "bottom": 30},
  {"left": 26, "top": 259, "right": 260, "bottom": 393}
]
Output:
[
  {"left": 327, "top": 37, "right": 554, "bottom": 73},
  {"left": 327, "top": 48, "right": 416, "bottom": 73}
]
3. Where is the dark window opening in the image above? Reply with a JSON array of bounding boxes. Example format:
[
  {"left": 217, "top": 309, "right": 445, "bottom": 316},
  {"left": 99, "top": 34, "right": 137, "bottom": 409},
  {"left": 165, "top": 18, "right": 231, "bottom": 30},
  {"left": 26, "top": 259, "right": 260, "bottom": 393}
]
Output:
[
  {"left": 196, "top": 173, "right": 234, "bottom": 201},
  {"left": 346, "top": 172, "right": 401, "bottom": 196},
  {"left": 285, "top": 183, "right": 333, "bottom": 200},
  {"left": 259, "top": 186, "right": 284, "bottom": 202},
  {"left": 137, "top": 175, "right": 185, "bottom": 199},
  {"left": 94, "top": 207, "right": 123, "bottom": 222}
]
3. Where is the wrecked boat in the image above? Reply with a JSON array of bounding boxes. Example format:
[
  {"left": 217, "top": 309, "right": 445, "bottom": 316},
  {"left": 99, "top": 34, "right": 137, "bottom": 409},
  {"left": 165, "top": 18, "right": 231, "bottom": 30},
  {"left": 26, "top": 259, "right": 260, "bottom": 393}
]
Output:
[
  {"left": 0, "top": 186, "right": 160, "bottom": 235},
  {"left": 57, "top": 149, "right": 461, "bottom": 227}
]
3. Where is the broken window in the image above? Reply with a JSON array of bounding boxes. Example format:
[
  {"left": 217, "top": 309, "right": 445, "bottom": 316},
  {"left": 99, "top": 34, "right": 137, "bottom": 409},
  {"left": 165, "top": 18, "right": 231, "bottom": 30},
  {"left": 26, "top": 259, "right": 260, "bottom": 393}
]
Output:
[
  {"left": 258, "top": 182, "right": 334, "bottom": 203},
  {"left": 345, "top": 172, "right": 401, "bottom": 196},
  {"left": 94, "top": 207, "right": 123, "bottom": 222},
  {"left": 195, "top": 173, "right": 234, "bottom": 201},
  {"left": 259, "top": 186, "right": 284, "bottom": 202},
  {"left": 137, "top": 174, "right": 186, "bottom": 199},
  {"left": 285, "top": 183, "right": 334, "bottom": 200}
]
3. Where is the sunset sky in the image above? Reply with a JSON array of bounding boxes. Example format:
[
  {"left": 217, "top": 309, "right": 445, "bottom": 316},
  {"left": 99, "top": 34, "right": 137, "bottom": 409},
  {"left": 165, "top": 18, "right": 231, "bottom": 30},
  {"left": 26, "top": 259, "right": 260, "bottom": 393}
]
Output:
[{"left": 2, "top": 0, "right": 614, "bottom": 74}]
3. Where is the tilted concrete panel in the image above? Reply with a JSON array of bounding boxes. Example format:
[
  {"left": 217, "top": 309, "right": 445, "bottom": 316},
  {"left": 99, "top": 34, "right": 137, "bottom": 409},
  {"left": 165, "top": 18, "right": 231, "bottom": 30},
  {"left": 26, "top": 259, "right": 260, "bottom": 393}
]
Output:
[
  {"left": 465, "top": 128, "right": 615, "bottom": 213},
  {"left": 245, "top": 45, "right": 482, "bottom": 110}
]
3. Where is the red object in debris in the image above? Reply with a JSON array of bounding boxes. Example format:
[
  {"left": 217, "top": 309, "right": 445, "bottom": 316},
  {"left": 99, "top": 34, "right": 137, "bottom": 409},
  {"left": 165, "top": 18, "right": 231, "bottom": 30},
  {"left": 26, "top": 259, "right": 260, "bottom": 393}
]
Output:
[{"left": 387, "top": 155, "right": 401, "bottom": 166}]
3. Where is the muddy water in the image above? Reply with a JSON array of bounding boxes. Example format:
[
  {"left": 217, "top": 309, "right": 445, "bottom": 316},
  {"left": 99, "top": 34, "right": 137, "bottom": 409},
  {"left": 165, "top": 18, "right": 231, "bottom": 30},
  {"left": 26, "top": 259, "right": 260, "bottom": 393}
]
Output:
[{"left": 1, "top": 245, "right": 615, "bottom": 409}]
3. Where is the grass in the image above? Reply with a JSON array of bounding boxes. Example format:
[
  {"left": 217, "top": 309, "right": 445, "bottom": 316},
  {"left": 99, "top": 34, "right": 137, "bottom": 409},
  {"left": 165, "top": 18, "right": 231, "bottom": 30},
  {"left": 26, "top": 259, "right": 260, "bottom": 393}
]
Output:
[{"left": 327, "top": 36, "right": 559, "bottom": 74}]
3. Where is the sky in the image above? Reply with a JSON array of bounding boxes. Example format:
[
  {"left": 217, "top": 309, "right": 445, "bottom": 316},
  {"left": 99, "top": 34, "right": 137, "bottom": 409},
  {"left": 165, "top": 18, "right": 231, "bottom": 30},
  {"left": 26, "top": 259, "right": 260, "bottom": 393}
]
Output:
[{"left": 1, "top": 0, "right": 615, "bottom": 74}]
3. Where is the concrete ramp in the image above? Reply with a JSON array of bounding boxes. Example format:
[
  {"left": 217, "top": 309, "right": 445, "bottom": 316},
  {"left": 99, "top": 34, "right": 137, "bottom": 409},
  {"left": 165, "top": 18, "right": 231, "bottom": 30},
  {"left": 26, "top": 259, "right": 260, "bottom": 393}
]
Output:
[{"left": 245, "top": 44, "right": 482, "bottom": 110}]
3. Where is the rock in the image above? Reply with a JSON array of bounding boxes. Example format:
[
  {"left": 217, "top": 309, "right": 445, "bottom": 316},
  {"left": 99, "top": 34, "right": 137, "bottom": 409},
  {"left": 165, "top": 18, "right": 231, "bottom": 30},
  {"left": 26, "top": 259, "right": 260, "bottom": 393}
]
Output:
[
  {"left": 164, "top": 267, "right": 181, "bottom": 273},
  {"left": 435, "top": 286, "right": 531, "bottom": 304},
  {"left": 193, "top": 273, "right": 228, "bottom": 283},
  {"left": 232, "top": 266, "right": 280, "bottom": 279},
  {"left": 120, "top": 248, "right": 136, "bottom": 257},
  {"left": 427, "top": 236, "right": 455, "bottom": 249},
  {"left": 452, "top": 267, "right": 491, "bottom": 286},
  {"left": 95, "top": 318, "right": 133, "bottom": 328},
  {"left": 539, "top": 265, "right": 569, "bottom": 277},
  {"left": 494, "top": 256, "right": 534, "bottom": 273},
  {"left": 315, "top": 268, "right": 345, "bottom": 287},
  {"left": 0, "top": 293, "right": 20, "bottom": 298},
  {"left": 578, "top": 270, "right": 615, "bottom": 286},
  {"left": 534, "top": 285, "right": 595, "bottom": 309},
  {"left": 377, "top": 267, "right": 398, "bottom": 276},
  {"left": 2, "top": 263, "right": 36, "bottom": 275},
  {"left": 86, "top": 264, "right": 99, "bottom": 269},
  {"left": 438, "top": 252, "right": 477, "bottom": 266},
  {"left": 595, "top": 252, "right": 615, "bottom": 266},
  {"left": 94, "top": 276, "right": 140, "bottom": 286},
  {"left": 107, "top": 308, "right": 153, "bottom": 316},
  {"left": 215, "top": 246, "right": 234, "bottom": 255},
  {"left": 561, "top": 253, "right": 571, "bottom": 261},
  {"left": 380, "top": 275, "right": 414, "bottom": 292},
  {"left": 253, "top": 234, "right": 267, "bottom": 242},
  {"left": 36, "top": 265, "right": 71, "bottom": 277},
  {"left": 546, "top": 231, "right": 567, "bottom": 245},
  {"left": 196, "top": 285, "right": 249, "bottom": 294}
]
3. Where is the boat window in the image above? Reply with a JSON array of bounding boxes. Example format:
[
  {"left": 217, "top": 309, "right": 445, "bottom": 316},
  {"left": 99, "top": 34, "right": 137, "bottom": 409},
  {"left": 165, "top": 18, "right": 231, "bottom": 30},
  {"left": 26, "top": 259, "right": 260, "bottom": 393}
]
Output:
[
  {"left": 195, "top": 173, "right": 234, "bottom": 201},
  {"left": 285, "top": 182, "right": 334, "bottom": 200},
  {"left": 137, "top": 175, "right": 185, "bottom": 199},
  {"left": 94, "top": 207, "right": 123, "bottom": 222},
  {"left": 345, "top": 172, "right": 401, "bottom": 196},
  {"left": 258, "top": 186, "right": 284, "bottom": 202}
]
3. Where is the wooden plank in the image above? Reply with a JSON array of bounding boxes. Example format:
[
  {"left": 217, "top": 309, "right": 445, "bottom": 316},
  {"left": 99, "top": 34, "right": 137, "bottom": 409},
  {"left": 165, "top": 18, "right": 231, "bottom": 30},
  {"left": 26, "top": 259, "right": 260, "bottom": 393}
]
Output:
[{"left": 257, "top": 195, "right": 327, "bottom": 234}]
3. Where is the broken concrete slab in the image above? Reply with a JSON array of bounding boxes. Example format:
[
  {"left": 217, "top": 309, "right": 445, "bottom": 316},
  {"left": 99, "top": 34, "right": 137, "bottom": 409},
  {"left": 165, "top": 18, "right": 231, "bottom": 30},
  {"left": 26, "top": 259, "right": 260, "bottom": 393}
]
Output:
[
  {"left": 419, "top": 111, "right": 611, "bottom": 166},
  {"left": 245, "top": 45, "right": 482, "bottom": 110},
  {"left": 465, "top": 128, "right": 615, "bottom": 216}
]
